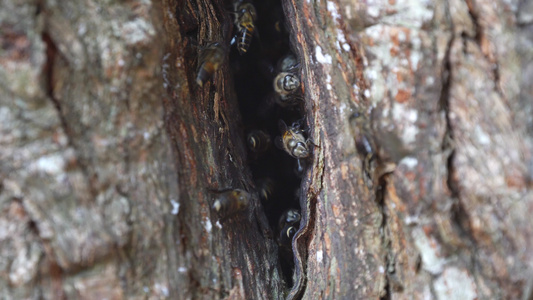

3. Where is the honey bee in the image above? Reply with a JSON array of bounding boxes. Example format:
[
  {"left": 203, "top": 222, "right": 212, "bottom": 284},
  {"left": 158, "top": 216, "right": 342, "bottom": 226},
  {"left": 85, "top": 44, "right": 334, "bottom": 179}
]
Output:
[
  {"left": 349, "top": 111, "right": 376, "bottom": 185},
  {"left": 276, "top": 120, "right": 311, "bottom": 172},
  {"left": 233, "top": 1, "right": 257, "bottom": 55},
  {"left": 274, "top": 73, "right": 302, "bottom": 106},
  {"left": 212, "top": 189, "right": 250, "bottom": 218},
  {"left": 278, "top": 208, "right": 301, "bottom": 231},
  {"left": 279, "top": 225, "right": 297, "bottom": 246},
  {"left": 278, "top": 54, "right": 300, "bottom": 73},
  {"left": 247, "top": 130, "right": 271, "bottom": 154},
  {"left": 278, "top": 208, "right": 301, "bottom": 247},
  {"left": 273, "top": 54, "right": 302, "bottom": 106},
  {"left": 255, "top": 178, "right": 275, "bottom": 202},
  {"left": 275, "top": 120, "right": 311, "bottom": 172},
  {"left": 196, "top": 42, "right": 225, "bottom": 87}
]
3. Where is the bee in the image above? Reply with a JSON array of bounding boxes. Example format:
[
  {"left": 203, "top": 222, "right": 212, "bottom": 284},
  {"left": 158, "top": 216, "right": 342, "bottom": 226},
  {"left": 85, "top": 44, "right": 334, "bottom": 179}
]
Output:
[
  {"left": 273, "top": 72, "right": 302, "bottom": 106},
  {"left": 233, "top": 1, "right": 257, "bottom": 55},
  {"left": 278, "top": 209, "right": 301, "bottom": 248},
  {"left": 273, "top": 54, "right": 302, "bottom": 106},
  {"left": 247, "top": 130, "right": 271, "bottom": 154},
  {"left": 279, "top": 225, "right": 298, "bottom": 246},
  {"left": 255, "top": 178, "right": 275, "bottom": 202},
  {"left": 278, "top": 54, "right": 300, "bottom": 73},
  {"left": 212, "top": 189, "right": 250, "bottom": 218},
  {"left": 349, "top": 111, "right": 376, "bottom": 186},
  {"left": 278, "top": 208, "right": 301, "bottom": 231},
  {"left": 196, "top": 42, "right": 225, "bottom": 87},
  {"left": 276, "top": 120, "right": 311, "bottom": 171}
]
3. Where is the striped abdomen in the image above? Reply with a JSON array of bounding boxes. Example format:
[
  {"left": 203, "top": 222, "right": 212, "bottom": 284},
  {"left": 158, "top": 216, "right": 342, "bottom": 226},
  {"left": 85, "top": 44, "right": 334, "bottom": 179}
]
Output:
[
  {"left": 237, "top": 23, "right": 254, "bottom": 54},
  {"left": 196, "top": 43, "right": 224, "bottom": 87}
]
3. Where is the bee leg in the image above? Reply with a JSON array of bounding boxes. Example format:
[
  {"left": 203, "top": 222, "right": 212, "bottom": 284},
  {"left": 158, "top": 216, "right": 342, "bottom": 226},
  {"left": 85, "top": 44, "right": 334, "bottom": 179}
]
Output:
[
  {"left": 296, "top": 159, "right": 304, "bottom": 175},
  {"left": 306, "top": 138, "right": 318, "bottom": 148}
]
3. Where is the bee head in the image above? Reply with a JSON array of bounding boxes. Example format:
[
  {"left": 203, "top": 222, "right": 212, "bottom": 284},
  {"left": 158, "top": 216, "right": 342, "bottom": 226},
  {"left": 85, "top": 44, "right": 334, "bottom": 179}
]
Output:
[
  {"left": 274, "top": 72, "right": 300, "bottom": 95},
  {"left": 291, "top": 142, "right": 309, "bottom": 158},
  {"left": 239, "top": 3, "right": 257, "bottom": 20},
  {"left": 285, "top": 210, "right": 301, "bottom": 224},
  {"left": 282, "top": 74, "right": 300, "bottom": 91}
]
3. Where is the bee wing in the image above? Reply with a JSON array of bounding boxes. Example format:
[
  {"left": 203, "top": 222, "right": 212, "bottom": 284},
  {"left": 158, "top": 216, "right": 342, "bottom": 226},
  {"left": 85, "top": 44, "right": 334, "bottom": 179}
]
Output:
[
  {"left": 275, "top": 136, "right": 285, "bottom": 150},
  {"left": 278, "top": 119, "right": 288, "bottom": 132}
]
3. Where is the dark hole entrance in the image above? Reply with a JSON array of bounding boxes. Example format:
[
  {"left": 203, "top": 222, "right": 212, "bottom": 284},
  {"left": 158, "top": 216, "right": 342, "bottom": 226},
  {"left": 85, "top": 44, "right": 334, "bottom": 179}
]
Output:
[{"left": 228, "top": 0, "right": 304, "bottom": 287}]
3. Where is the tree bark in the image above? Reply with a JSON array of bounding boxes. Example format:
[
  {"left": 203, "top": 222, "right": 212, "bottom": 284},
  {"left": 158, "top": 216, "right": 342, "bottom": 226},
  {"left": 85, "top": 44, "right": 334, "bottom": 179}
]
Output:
[{"left": 1, "top": 0, "right": 532, "bottom": 299}]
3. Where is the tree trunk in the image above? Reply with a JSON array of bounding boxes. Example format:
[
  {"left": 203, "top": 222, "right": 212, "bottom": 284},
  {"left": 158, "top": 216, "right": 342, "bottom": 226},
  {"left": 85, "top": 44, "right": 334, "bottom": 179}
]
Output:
[{"left": 1, "top": 0, "right": 532, "bottom": 299}]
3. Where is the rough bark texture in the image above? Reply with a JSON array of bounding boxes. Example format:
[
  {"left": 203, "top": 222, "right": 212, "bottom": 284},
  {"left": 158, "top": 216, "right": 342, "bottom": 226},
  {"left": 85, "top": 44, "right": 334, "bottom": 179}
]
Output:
[
  {"left": 1, "top": 0, "right": 181, "bottom": 298},
  {"left": 1, "top": 0, "right": 532, "bottom": 299},
  {"left": 283, "top": 0, "right": 533, "bottom": 299}
]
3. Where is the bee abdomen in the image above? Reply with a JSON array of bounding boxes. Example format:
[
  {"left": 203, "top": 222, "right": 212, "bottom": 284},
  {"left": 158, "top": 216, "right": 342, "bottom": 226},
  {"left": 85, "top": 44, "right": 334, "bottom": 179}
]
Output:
[
  {"left": 196, "top": 42, "right": 224, "bottom": 87},
  {"left": 247, "top": 130, "right": 271, "bottom": 153},
  {"left": 196, "top": 64, "right": 214, "bottom": 87},
  {"left": 237, "top": 26, "right": 254, "bottom": 54},
  {"left": 212, "top": 189, "right": 250, "bottom": 218}
]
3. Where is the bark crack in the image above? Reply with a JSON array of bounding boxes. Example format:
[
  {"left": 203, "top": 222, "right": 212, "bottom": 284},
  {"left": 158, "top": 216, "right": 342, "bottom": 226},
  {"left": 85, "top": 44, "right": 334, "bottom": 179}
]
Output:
[
  {"left": 441, "top": 1, "right": 458, "bottom": 197},
  {"left": 377, "top": 171, "right": 391, "bottom": 300},
  {"left": 442, "top": 0, "right": 477, "bottom": 255},
  {"left": 42, "top": 29, "right": 99, "bottom": 200},
  {"left": 464, "top": 0, "right": 504, "bottom": 98},
  {"left": 42, "top": 33, "right": 67, "bottom": 138}
]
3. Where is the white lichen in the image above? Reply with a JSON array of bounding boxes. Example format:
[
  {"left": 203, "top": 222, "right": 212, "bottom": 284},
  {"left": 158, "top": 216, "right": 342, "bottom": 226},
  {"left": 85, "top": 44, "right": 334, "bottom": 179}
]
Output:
[
  {"left": 393, "top": 104, "right": 419, "bottom": 144},
  {"left": 400, "top": 157, "right": 418, "bottom": 169},
  {"left": 170, "top": 199, "right": 180, "bottom": 215},
  {"left": 326, "top": 74, "right": 332, "bottom": 90},
  {"left": 32, "top": 154, "right": 65, "bottom": 175},
  {"left": 412, "top": 227, "right": 446, "bottom": 274},
  {"left": 474, "top": 125, "right": 491, "bottom": 145},
  {"left": 434, "top": 267, "right": 477, "bottom": 300},
  {"left": 367, "top": 6, "right": 380, "bottom": 18},
  {"left": 204, "top": 217, "right": 212, "bottom": 233},
  {"left": 315, "top": 46, "right": 332, "bottom": 64},
  {"left": 121, "top": 18, "right": 155, "bottom": 45},
  {"left": 317, "top": 250, "right": 323, "bottom": 263}
]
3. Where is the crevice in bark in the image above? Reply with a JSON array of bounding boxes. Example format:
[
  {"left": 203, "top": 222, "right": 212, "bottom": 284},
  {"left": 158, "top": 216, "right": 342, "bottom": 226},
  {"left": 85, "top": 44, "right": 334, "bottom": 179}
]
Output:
[
  {"left": 377, "top": 173, "right": 391, "bottom": 300},
  {"left": 42, "top": 31, "right": 98, "bottom": 201},
  {"left": 464, "top": 0, "right": 503, "bottom": 98},
  {"left": 440, "top": 1, "right": 457, "bottom": 193},
  {"left": 286, "top": 192, "right": 315, "bottom": 300},
  {"left": 165, "top": 0, "right": 306, "bottom": 296},
  {"left": 227, "top": 0, "right": 314, "bottom": 292},
  {"left": 42, "top": 33, "right": 65, "bottom": 136},
  {"left": 441, "top": 5, "right": 476, "bottom": 249}
]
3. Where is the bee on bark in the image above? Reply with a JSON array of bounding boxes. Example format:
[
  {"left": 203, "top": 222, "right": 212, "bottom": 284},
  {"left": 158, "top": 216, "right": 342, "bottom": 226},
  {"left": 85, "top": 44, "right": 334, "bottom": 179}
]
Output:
[
  {"left": 275, "top": 120, "right": 311, "bottom": 172},
  {"left": 196, "top": 42, "right": 225, "bottom": 87},
  {"left": 278, "top": 209, "right": 301, "bottom": 248},
  {"left": 233, "top": 1, "right": 257, "bottom": 55},
  {"left": 349, "top": 111, "right": 376, "bottom": 186},
  {"left": 247, "top": 130, "right": 271, "bottom": 154},
  {"left": 273, "top": 54, "right": 302, "bottom": 106},
  {"left": 212, "top": 189, "right": 250, "bottom": 218}
]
